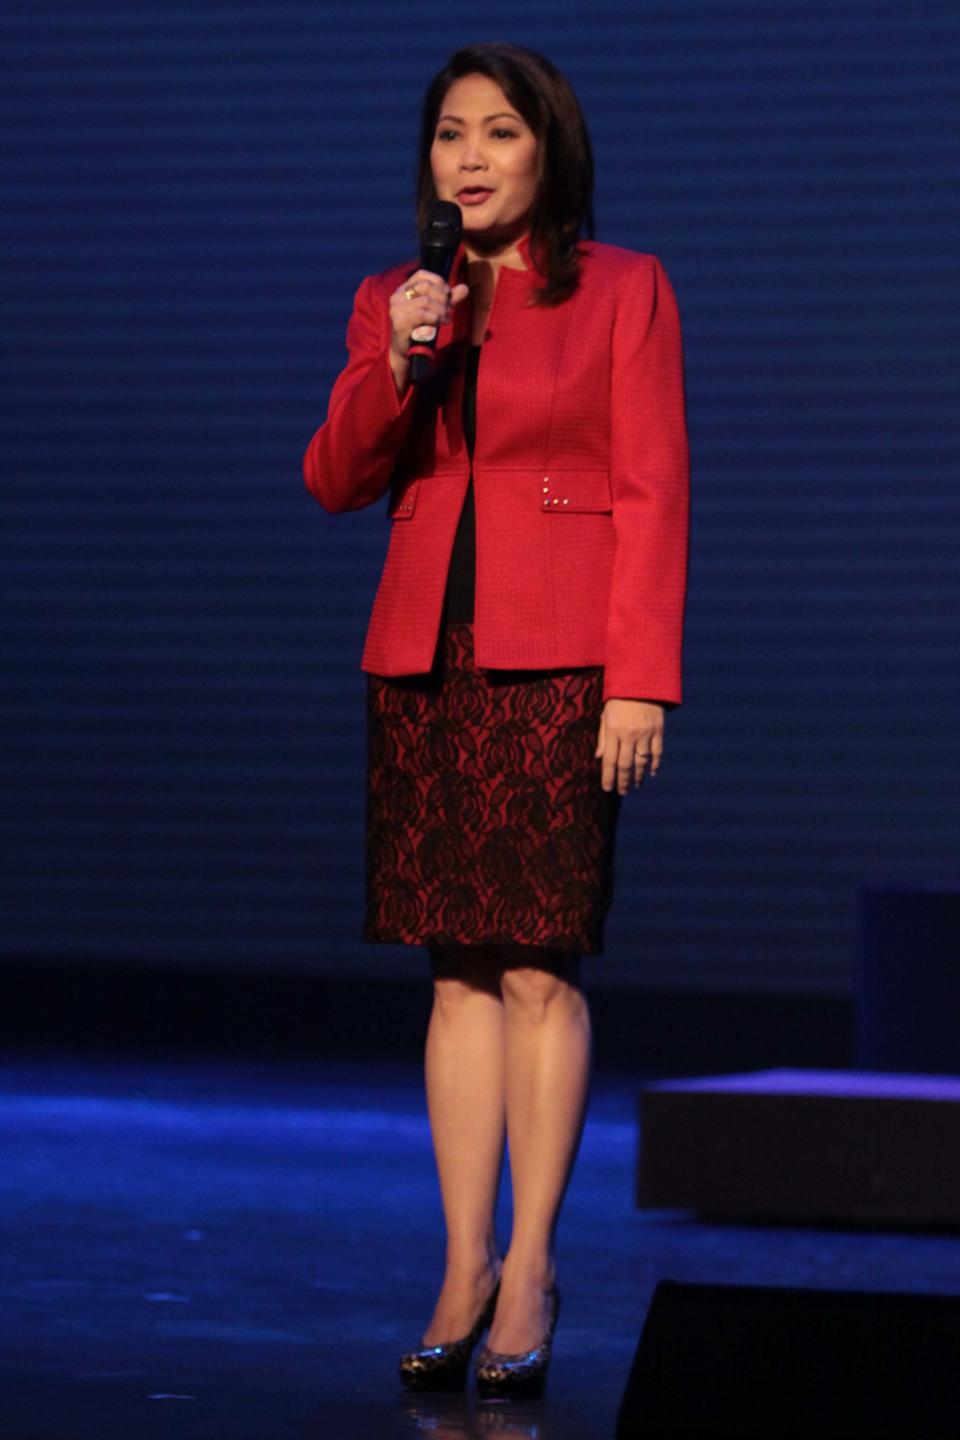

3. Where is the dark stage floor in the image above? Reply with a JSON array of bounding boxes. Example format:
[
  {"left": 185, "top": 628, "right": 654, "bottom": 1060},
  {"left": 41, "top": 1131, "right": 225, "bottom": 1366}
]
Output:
[{"left": 3, "top": 1049, "right": 960, "bottom": 1439}]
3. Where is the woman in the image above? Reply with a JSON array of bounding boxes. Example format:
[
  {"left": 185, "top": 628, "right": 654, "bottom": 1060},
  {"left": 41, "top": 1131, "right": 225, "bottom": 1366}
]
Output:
[{"left": 303, "top": 43, "right": 689, "bottom": 1400}]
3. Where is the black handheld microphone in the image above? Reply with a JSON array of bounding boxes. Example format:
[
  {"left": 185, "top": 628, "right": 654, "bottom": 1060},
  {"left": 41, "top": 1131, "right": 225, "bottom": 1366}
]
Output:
[{"left": 407, "top": 200, "right": 463, "bottom": 383}]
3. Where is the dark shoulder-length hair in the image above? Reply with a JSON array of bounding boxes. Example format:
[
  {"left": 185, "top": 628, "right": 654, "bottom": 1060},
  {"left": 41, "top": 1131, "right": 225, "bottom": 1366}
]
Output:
[{"left": 415, "top": 42, "right": 594, "bottom": 306}]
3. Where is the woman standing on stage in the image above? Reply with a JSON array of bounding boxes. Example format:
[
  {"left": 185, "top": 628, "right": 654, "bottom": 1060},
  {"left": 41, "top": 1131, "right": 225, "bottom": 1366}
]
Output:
[{"left": 303, "top": 42, "right": 690, "bottom": 1400}]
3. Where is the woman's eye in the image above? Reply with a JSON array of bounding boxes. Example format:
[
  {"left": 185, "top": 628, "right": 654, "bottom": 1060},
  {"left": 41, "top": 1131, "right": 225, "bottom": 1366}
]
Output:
[{"left": 435, "top": 127, "right": 518, "bottom": 141}]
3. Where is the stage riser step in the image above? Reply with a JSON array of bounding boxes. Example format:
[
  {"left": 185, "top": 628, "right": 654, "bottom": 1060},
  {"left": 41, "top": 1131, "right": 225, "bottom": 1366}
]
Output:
[{"left": 638, "top": 1069, "right": 960, "bottom": 1225}]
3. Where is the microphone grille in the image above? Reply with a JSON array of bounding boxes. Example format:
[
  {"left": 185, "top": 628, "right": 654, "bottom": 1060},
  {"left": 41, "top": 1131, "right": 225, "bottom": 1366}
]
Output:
[{"left": 423, "top": 200, "right": 462, "bottom": 244}]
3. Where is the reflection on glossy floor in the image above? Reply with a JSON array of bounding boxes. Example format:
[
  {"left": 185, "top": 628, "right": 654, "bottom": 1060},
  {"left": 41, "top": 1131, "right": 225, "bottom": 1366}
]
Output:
[{"left": 2, "top": 1050, "right": 960, "bottom": 1439}]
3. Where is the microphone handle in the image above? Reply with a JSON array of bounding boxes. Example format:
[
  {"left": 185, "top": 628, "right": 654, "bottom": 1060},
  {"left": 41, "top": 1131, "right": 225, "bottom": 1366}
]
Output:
[
  {"left": 408, "top": 351, "right": 434, "bottom": 383},
  {"left": 407, "top": 239, "right": 458, "bottom": 383}
]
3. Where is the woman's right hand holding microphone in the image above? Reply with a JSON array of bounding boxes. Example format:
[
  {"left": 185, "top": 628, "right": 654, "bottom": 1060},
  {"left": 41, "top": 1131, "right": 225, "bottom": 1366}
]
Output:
[{"left": 389, "top": 271, "right": 470, "bottom": 394}]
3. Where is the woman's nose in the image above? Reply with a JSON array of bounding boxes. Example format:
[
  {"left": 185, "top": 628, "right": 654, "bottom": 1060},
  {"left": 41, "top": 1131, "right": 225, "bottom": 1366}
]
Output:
[{"left": 459, "top": 139, "right": 487, "bottom": 168}]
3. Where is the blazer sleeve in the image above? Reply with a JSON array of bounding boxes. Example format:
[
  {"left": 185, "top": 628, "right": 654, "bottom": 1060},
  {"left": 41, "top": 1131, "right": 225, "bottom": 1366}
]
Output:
[
  {"left": 302, "top": 272, "right": 417, "bottom": 513},
  {"left": 603, "top": 254, "right": 691, "bottom": 707}
]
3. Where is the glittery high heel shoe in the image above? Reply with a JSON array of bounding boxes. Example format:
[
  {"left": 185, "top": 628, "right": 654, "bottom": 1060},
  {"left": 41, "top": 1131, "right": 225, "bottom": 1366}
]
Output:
[
  {"left": 474, "top": 1281, "right": 561, "bottom": 1400},
  {"left": 398, "top": 1265, "right": 502, "bottom": 1392}
]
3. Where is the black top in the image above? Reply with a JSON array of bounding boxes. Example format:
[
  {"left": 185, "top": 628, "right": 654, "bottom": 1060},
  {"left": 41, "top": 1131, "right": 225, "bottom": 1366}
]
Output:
[{"left": 439, "top": 344, "right": 480, "bottom": 625}]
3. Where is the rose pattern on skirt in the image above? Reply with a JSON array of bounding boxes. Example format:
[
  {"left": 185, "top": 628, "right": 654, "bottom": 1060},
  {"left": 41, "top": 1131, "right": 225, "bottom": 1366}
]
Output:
[{"left": 363, "top": 622, "right": 621, "bottom": 955}]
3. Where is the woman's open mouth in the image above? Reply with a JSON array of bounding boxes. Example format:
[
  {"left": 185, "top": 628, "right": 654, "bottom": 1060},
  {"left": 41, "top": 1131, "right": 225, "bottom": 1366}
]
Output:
[{"left": 457, "top": 188, "right": 494, "bottom": 206}]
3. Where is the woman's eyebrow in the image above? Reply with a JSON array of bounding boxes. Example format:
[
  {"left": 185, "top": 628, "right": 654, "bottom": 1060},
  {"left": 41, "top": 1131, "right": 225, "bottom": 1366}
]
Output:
[{"left": 436, "top": 112, "right": 522, "bottom": 124}]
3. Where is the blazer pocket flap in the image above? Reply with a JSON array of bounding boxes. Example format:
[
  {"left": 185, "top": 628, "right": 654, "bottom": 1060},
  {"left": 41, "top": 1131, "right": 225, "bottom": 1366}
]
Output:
[
  {"left": 387, "top": 478, "right": 420, "bottom": 519},
  {"left": 540, "top": 470, "right": 612, "bottom": 513}
]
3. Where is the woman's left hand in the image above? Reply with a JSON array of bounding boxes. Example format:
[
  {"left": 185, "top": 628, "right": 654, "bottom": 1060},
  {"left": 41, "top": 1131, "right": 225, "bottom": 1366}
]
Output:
[{"left": 595, "top": 699, "right": 665, "bottom": 793}]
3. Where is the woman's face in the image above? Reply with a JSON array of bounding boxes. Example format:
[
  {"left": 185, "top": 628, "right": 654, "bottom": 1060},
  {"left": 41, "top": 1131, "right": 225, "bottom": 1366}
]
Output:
[{"left": 429, "top": 73, "right": 539, "bottom": 248}]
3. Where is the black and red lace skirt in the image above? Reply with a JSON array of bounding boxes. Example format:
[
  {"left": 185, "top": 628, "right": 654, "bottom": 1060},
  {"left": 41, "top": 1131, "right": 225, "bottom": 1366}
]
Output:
[{"left": 363, "top": 621, "right": 621, "bottom": 955}]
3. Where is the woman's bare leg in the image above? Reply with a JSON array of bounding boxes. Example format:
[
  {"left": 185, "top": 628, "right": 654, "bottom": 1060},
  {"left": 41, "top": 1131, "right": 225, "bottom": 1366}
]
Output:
[
  {"left": 486, "top": 946, "right": 591, "bottom": 1354},
  {"left": 420, "top": 942, "right": 507, "bottom": 1343}
]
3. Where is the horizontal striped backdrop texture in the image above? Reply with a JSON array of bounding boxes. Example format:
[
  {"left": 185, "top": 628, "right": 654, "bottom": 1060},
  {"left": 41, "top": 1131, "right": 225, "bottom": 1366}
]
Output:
[{"left": 2, "top": 1, "right": 959, "bottom": 993}]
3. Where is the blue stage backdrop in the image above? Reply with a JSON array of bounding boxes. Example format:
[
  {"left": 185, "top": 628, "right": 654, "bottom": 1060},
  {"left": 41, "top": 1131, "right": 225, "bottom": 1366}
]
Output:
[{"left": 2, "top": 2, "right": 958, "bottom": 994}]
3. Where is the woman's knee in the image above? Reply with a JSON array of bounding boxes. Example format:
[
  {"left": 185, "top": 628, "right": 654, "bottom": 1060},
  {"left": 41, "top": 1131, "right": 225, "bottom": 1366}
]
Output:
[
  {"left": 428, "top": 942, "right": 504, "bottom": 1003},
  {"left": 499, "top": 948, "right": 585, "bottom": 1017}
]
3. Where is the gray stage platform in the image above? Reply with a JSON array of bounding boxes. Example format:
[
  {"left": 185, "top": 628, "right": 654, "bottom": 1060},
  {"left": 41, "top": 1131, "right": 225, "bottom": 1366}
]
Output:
[{"left": 638, "top": 1068, "right": 960, "bottom": 1225}]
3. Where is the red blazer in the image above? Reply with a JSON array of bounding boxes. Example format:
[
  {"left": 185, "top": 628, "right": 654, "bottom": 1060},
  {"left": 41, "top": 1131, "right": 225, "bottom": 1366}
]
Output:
[{"left": 303, "top": 232, "right": 690, "bottom": 706}]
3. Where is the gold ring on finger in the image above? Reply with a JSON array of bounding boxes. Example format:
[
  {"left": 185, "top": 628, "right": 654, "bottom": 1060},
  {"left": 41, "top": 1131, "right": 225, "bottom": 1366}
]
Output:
[{"left": 404, "top": 284, "right": 418, "bottom": 300}]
